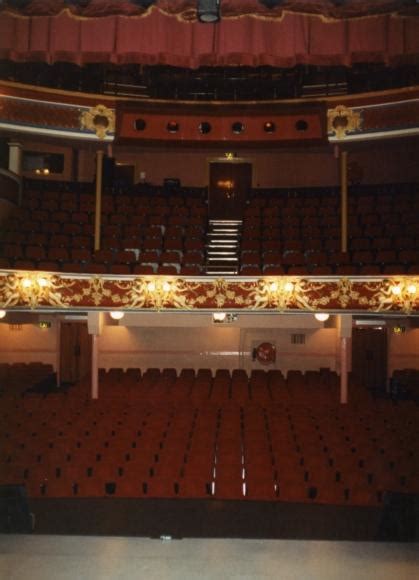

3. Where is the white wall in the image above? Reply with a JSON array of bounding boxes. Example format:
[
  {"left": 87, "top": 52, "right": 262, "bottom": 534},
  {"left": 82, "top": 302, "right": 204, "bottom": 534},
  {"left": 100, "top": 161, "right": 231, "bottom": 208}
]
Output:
[
  {"left": 97, "top": 323, "right": 339, "bottom": 374},
  {"left": 0, "top": 318, "right": 417, "bottom": 377},
  {"left": 0, "top": 321, "right": 58, "bottom": 368}
]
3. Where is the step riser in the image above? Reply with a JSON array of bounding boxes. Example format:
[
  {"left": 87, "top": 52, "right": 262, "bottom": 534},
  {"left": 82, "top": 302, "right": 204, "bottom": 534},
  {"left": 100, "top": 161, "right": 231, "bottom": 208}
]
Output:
[{"left": 206, "top": 220, "right": 242, "bottom": 275}]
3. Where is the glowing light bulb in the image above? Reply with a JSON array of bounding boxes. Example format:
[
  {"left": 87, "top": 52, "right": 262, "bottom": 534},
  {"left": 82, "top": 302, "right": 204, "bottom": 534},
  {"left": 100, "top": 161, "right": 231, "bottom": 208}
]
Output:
[
  {"left": 22, "top": 278, "right": 32, "bottom": 288},
  {"left": 147, "top": 281, "right": 156, "bottom": 292},
  {"left": 407, "top": 284, "right": 417, "bottom": 295},
  {"left": 284, "top": 281, "right": 294, "bottom": 293},
  {"left": 391, "top": 285, "right": 401, "bottom": 296},
  {"left": 0, "top": 310, "right": 6, "bottom": 319},
  {"left": 110, "top": 311, "right": 124, "bottom": 320},
  {"left": 213, "top": 312, "right": 226, "bottom": 322},
  {"left": 269, "top": 282, "right": 278, "bottom": 292},
  {"left": 314, "top": 313, "right": 330, "bottom": 322},
  {"left": 37, "top": 277, "right": 48, "bottom": 287},
  {"left": 162, "top": 282, "right": 171, "bottom": 292}
]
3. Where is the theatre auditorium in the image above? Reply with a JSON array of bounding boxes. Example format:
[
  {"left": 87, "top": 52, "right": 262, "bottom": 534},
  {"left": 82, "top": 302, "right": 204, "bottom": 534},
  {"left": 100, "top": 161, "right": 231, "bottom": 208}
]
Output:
[{"left": 0, "top": 1, "right": 418, "bottom": 578}]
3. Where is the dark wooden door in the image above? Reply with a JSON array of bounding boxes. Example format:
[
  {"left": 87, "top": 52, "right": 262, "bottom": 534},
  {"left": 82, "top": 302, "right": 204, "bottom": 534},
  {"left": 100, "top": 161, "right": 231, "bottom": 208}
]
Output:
[
  {"left": 60, "top": 322, "right": 92, "bottom": 383},
  {"left": 114, "top": 163, "right": 135, "bottom": 188},
  {"left": 209, "top": 162, "right": 252, "bottom": 220},
  {"left": 352, "top": 327, "right": 388, "bottom": 391}
]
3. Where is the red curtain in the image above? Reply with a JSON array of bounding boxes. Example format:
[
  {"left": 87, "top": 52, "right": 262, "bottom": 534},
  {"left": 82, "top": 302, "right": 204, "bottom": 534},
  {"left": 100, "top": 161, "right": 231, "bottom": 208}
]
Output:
[{"left": 0, "top": 9, "right": 417, "bottom": 68}]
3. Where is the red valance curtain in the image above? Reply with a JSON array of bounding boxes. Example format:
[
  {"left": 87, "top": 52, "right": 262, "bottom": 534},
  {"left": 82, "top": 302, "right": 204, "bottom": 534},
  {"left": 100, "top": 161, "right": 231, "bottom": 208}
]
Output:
[{"left": 0, "top": 8, "right": 418, "bottom": 68}]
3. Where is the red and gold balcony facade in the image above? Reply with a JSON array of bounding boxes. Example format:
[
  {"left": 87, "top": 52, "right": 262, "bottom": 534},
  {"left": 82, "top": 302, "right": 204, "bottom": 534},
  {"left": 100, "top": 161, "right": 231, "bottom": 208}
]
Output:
[{"left": 0, "top": 271, "right": 418, "bottom": 316}]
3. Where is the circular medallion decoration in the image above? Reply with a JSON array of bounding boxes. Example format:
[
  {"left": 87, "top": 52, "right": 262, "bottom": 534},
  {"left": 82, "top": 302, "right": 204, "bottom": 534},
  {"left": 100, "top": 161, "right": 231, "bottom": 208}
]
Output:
[
  {"left": 80, "top": 104, "right": 115, "bottom": 139},
  {"left": 254, "top": 342, "right": 276, "bottom": 365}
]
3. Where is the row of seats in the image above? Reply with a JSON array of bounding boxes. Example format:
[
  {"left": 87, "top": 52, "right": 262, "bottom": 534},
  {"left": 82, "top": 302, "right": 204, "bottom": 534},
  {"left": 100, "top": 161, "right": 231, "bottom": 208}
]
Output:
[
  {"left": 23, "top": 184, "right": 207, "bottom": 211},
  {"left": 1, "top": 186, "right": 209, "bottom": 273},
  {"left": 244, "top": 206, "right": 419, "bottom": 223},
  {"left": 2, "top": 225, "right": 205, "bottom": 247},
  {"left": 239, "top": 248, "right": 419, "bottom": 275},
  {"left": 96, "top": 367, "right": 339, "bottom": 405},
  {"left": 0, "top": 363, "right": 53, "bottom": 395},
  {"left": 246, "top": 187, "right": 418, "bottom": 210},
  {"left": 1, "top": 367, "right": 417, "bottom": 505},
  {"left": 239, "top": 187, "right": 418, "bottom": 274},
  {"left": 1, "top": 183, "right": 418, "bottom": 276},
  {"left": 391, "top": 369, "right": 419, "bottom": 400},
  {"left": 241, "top": 230, "right": 418, "bottom": 248}
]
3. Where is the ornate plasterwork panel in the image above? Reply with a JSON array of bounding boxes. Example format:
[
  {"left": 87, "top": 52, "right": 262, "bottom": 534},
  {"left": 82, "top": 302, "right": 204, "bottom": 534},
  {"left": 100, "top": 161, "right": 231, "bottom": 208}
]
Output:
[
  {"left": 80, "top": 104, "right": 115, "bottom": 140},
  {"left": 0, "top": 272, "right": 418, "bottom": 315},
  {"left": 327, "top": 105, "right": 362, "bottom": 140}
]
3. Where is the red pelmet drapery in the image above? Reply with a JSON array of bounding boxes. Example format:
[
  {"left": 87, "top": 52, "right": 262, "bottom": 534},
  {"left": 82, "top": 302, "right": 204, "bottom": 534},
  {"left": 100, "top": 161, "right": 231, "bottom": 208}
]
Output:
[{"left": 0, "top": 6, "right": 418, "bottom": 68}]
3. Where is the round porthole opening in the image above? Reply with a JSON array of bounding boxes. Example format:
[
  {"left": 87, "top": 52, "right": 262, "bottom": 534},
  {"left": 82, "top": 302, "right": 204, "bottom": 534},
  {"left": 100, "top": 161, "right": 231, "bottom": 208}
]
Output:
[
  {"left": 134, "top": 118, "right": 146, "bottom": 131},
  {"left": 167, "top": 121, "right": 179, "bottom": 133},
  {"left": 232, "top": 121, "right": 244, "bottom": 135},
  {"left": 295, "top": 119, "right": 308, "bottom": 131},
  {"left": 199, "top": 121, "right": 212, "bottom": 135}
]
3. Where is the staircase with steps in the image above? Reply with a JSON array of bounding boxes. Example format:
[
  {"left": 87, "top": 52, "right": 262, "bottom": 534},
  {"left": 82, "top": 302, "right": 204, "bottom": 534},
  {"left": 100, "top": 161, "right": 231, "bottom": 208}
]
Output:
[{"left": 205, "top": 220, "right": 242, "bottom": 275}]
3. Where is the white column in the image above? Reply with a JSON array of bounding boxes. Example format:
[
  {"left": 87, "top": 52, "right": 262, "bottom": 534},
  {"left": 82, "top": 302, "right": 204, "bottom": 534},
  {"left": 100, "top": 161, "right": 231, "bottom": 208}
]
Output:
[
  {"left": 87, "top": 312, "right": 103, "bottom": 400},
  {"left": 340, "top": 150, "right": 348, "bottom": 253},
  {"left": 94, "top": 150, "right": 104, "bottom": 251},
  {"left": 338, "top": 314, "right": 352, "bottom": 405},
  {"left": 91, "top": 334, "right": 99, "bottom": 400},
  {"left": 8, "top": 142, "right": 22, "bottom": 176},
  {"left": 56, "top": 320, "right": 61, "bottom": 388},
  {"left": 340, "top": 336, "right": 348, "bottom": 404},
  {"left": 8, "top": 142, "right": 23, "bottom": 204}
]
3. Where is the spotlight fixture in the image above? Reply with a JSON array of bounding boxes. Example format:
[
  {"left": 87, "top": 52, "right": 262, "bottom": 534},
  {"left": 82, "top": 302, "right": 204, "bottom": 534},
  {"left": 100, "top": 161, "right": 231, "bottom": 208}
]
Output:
[
  {"left": 167, "top": 121, "right": 179, "bottom": 133},
  {"left": 263, "top": 121, "right": 276, "bottom": 133},
  {"left": 314, "top": 313, "right": 330, "bottom": 322},
  {"left": 0, "top": 310, "right": 6, "bottom": 319},
  {"left": 110, "top": 311, "right": 124, "bottom": 320},
  {"left": 197, "top": 0, "right": 220, "bottom": 23}
]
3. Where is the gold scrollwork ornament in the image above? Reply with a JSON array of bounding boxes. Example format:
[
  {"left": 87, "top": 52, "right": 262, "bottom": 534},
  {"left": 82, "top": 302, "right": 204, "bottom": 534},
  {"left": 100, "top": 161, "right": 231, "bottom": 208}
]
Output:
[
  {"left": 327, "top": 105, "right": 362, "bottom": 140},
  {"left": 80, "top": 104, "right": 115, "bottom": 139}
]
